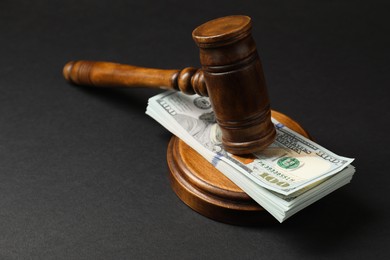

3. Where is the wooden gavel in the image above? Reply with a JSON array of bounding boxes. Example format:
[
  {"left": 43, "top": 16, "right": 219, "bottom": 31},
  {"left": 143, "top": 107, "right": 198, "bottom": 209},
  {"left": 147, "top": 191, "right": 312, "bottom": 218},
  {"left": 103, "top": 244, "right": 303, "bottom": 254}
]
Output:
[{"left": 63, "top": 15, "right": 276, "bottom": 155}]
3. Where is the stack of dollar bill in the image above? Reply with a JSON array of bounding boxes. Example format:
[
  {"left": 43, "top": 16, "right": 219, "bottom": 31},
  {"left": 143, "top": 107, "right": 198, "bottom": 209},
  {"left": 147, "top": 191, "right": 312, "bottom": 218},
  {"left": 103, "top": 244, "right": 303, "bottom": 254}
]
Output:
[{"left": 146, "top": 91, "right": 355, "bottom": 222}]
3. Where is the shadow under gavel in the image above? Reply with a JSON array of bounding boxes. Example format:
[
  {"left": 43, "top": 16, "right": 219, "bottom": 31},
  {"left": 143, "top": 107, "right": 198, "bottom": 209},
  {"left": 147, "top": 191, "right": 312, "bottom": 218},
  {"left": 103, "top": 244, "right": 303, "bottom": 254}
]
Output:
[{"left": 63, "top": 15, "right": 276, "bottom": 155}]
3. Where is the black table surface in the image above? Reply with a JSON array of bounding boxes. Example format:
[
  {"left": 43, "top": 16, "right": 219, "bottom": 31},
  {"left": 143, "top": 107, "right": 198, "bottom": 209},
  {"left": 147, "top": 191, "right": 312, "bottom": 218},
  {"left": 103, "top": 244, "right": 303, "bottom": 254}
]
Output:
[{"left": 1, "top": 0, "right": 389, "bottom": 259}]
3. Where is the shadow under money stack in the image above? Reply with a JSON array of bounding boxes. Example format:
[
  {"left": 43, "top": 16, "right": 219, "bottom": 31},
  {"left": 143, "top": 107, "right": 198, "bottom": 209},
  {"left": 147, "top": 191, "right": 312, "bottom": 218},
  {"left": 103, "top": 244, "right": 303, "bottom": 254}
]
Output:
[
  {"left": 146, "top": 91, "right": 355, "bottom": 223},
  {"left": 62, "top": 15, "right": 355, "bottom": 225}
]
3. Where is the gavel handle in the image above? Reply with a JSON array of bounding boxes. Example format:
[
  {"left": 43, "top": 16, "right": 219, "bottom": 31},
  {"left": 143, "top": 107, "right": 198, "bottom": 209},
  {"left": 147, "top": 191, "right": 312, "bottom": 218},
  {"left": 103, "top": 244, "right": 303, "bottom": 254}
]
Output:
[{"left": 63, "top": 60, "right": 208, "bottom": 96}]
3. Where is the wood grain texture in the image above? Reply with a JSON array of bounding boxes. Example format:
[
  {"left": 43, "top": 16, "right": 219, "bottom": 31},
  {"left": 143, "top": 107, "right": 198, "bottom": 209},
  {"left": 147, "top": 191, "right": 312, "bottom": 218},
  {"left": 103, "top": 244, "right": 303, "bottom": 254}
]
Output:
[
  {"left": 167, "top": 110, "right": 311, "bottom": 225},
  {"left": 192, "top": 15, "right": 276, "bottom": 155},
  {"left": 63, "top": 61, "right": 208, "bottom": 96},
  {"left": 63, "top": 15, "right": 276, "bottom": 155}
]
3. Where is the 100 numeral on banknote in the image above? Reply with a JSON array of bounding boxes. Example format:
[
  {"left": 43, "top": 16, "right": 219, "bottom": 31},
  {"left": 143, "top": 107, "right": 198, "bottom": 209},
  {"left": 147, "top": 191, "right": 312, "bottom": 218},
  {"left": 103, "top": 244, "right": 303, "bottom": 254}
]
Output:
[{"left": 146, "top": 91, "right": 354, "bottom": 196}]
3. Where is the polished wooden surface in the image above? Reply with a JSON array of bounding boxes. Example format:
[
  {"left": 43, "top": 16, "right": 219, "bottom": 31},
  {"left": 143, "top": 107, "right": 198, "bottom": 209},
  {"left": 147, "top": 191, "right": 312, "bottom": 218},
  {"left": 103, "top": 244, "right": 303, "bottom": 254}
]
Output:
[
  {"left": 192, "top": 15, "right": 275, "bottom": 155},
  {"left": 167, "top": 110, "right": 312, "bottom": 225},
  {"left": 63, "top": 61, "right": 208, "bottom": 96},
  {"left": 63, "top": 15, "right": 276, "bottom": 155}
]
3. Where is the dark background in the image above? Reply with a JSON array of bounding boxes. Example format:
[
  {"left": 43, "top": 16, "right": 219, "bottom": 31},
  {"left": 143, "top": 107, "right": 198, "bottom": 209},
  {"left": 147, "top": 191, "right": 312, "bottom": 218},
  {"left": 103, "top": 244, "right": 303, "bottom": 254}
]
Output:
[{"left": 1, "top": 0, "right": 389, "bottom": 259}]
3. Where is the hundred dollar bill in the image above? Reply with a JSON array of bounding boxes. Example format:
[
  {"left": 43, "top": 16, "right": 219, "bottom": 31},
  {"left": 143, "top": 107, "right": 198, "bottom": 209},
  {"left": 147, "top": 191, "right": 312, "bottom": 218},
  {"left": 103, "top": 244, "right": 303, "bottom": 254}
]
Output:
[
  {"left": 146, "top": 91, "right": 354, "bottom": 196},
  {"left": 198, "top": 140, "right": 355, "bottom": 222},
  {"left": 215, "top": 159, "right": 354, "bottom": 222}
]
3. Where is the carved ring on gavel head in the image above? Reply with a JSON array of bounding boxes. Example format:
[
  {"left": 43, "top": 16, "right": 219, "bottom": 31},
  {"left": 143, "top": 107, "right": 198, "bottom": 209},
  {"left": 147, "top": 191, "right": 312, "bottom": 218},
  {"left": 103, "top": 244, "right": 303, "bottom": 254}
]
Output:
[{"left": 63, "top": 15, "right": 276, "bottom": 155}]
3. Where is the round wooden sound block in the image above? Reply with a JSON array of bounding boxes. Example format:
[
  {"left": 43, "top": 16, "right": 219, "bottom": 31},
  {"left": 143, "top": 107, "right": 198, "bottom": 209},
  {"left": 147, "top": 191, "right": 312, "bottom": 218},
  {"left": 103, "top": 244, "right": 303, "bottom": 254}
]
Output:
[{"left": 166, "top": 110, "right": 311, "bottom": 225}]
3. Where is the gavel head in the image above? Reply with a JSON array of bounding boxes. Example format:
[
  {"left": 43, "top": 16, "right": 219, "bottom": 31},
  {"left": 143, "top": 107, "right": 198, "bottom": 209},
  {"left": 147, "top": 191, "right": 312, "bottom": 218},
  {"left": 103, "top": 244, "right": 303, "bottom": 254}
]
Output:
[{"left": 192, "top": 15, "right": 276, "bottom": 155}]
